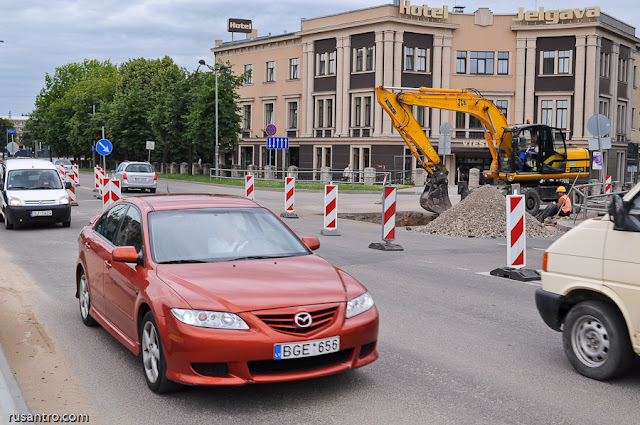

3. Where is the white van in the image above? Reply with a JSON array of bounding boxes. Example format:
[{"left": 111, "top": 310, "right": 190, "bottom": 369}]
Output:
[
  {"left": 536, "top": 182, "right": 640, "bottom": 380},
  {"left": 0, "top": 159, "right": 72, "bottom": 229}
]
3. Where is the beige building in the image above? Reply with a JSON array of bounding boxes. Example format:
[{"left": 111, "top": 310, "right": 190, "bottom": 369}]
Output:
[
  {"left": 1, "top": 113, "right": 29, "bottom": 146},
  {"left": 213, "top": 1, "right": 640, "bottom": 184}
]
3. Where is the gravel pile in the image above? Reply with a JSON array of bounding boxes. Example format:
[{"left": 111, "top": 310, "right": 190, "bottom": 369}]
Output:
[{"left": 411, "top": 185, "right": 563, "bottom": 238}]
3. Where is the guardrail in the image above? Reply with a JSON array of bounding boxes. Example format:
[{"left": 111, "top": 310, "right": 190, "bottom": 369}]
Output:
[{"left": 571, "top": 182, "right": 628, "bottom": 220}]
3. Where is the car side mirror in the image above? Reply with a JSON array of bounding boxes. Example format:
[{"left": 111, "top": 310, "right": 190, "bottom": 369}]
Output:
[
  {"left": 608, "top": 194, "right": 626, "bottom": 230},
  {"left": 302, "top": 236, "right": 320, "bottom": 251},
  {"left": 65, "top": 182, "right": 72, "bottom": 190},
  {"left": 112, "top": 246, "right": 140, "bottom": 263}
]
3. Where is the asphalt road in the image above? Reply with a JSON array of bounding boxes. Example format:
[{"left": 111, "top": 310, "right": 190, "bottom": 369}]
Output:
[{"left": 2, "top": 174, "right": 640, "bottom": 425}]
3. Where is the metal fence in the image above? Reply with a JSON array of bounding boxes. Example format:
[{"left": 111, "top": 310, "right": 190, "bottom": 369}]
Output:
[{"left": 571, "top": 182, "right": 628, "bottom": 220}]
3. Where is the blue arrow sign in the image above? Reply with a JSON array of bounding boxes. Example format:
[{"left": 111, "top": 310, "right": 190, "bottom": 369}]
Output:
[
  {"left": 267, "top": 137, "right": 289, "bottom": 149},
  {"left": 7, "top": 129, "right": 16, "bottom": 134},
  {"left": 96, "top": 139, "right": 112, "bottom": 156}
]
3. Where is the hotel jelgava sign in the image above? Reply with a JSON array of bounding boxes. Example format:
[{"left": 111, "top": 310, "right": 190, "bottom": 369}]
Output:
[
  {"left": 398, "top": 1, "right": 449, "bottom": 19},
  {"left": 513, "top": 6, "right": 600, "bottom": 24}
]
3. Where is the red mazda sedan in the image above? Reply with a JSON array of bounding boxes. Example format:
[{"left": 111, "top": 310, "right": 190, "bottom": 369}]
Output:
[{"left": 75, "top": 194, "right": 379, "bottom": 393}]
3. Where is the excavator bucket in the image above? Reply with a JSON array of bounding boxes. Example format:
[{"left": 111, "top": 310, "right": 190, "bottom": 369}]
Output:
[{"left": 419, "top": 169, "right": 452, "bottom": 214}]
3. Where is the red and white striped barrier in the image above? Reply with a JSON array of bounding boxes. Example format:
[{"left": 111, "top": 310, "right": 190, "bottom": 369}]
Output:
[
  {"left": 72, "top": 164, "right": 79, "bottom": 186},
  {"left": 506, "top": 194, "right": 526, "bottom": 268},
  {"left": 382, "top": 187, "right": 397, "bottom": 241},
  {"left": 67, "top": 184, "right": 78, "bottom": 206},
  {"left": 606, "top": 175, "right": 612, "bottom": 195},
  {"left": 58, "top": 165, "right": 66, "bottom": 184},
  {"left": 285, "top": 177, "right": 295, "bottom": 211},
  {"left": 98, "top": 168, "right": 106, "bottom": 199},
  {"left": 321, "top": 184, "right": 340, "bottom": 235},
  {"left": 245, "top": 175, "right": 254, "bottom": 200},
  {"left": 102, "top": 179, "right": 121, "bottom": 211},
  {"left": 94, "top": 166, "right": 101, "bottom": 192}
]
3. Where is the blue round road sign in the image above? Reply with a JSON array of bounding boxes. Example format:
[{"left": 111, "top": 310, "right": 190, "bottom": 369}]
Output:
[
  {"left": 266, "top": 124, "right": 277, "bottom": 136},
  {"left": 96, "top": 139, "right": 113, "bottom": 156}
]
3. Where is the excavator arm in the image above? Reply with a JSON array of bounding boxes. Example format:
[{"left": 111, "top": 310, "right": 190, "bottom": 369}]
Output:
[{"left": 375, "top": 85, "right": 510, "bottom": 213}]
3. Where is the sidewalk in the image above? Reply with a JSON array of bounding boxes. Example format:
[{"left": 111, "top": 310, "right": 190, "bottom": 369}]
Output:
[{"left": 0, "top": 343, "right": 30, "bottom": 423}]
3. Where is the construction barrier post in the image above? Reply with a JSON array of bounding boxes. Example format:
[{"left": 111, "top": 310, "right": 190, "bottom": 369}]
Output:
[
  {"left": 369, "top": 186, "right": 403, "bottom": 251},
  {"left": 606, "top": 175, "right": 611, "bottom": 198},
  {"left": 280, "top": 177, "right": 298, "bottom": 218},
  {"left": 245, "top": 175, "right": 254, "bottom": 200},
  {"left": 94, "top": 166, "right": 100, "bottom": 193},
  {"left": 72, "top": 164, "right": 79, "bottom": 186},
  {"left": 102, "top": 179, "right": 121, "bottom": 211},
  {"left": 321, "top": 184, "right": 340, "bottom": 236},
  {"left": 490, "top": 194, "right": 540, "bottom": 281},
  {"left": 58, "top": 165, "right": 66, "bottom": 184},
  {"left": 67, "top": 182, "right": 78, "bottom": 206}
]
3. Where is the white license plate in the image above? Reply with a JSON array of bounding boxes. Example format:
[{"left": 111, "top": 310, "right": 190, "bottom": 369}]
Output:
[
  {"left": 30, "top": 210, "right": 53, "bottom": 217},
  {"left": 274, "top": 336, "right": 340, "bottom": 360},
  {"left": 134, "top": 178, "right": 147, "bottom": 182}
]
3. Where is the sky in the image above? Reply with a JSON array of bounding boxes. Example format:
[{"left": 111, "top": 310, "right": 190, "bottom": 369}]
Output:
[{"left": 0, "top": 0, "right": 638, "bottom": 117}]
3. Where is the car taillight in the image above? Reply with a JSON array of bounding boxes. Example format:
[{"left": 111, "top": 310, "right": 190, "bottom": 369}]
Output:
[
  {"left": 154, "top": 173, "right": 157, "bottom": 181},
  {"left": 542, "top": 252, "right": 548, "bottom": 272},
  {"left": 122, "top": 172, "right": 128, "bottom": 180}
]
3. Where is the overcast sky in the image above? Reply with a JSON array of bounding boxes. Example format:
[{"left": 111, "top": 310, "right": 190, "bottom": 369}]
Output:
[{"left": 0, "top": 0, "right": 638, "bottom": 117}]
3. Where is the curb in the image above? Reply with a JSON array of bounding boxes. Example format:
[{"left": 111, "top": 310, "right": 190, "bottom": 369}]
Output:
[{"left": 0, "top": 343, "right": 30, "bottom": 421}]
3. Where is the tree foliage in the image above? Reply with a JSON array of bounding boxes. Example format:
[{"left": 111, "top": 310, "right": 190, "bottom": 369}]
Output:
[{"left": 28, "top": 57, "right": 246, "bottom": 167}]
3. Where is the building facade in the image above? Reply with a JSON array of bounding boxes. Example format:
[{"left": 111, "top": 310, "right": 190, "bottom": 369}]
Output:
[{"left": 213, "top": 2, "right": 640, "bottom": 185}]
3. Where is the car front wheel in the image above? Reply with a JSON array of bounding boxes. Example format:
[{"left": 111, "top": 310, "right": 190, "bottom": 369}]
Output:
[
  {"left": 78, "top": 269, "right": 97, "bottom": 327},
  {"left": 140, "top": 311, "right": 179, "bottom": 393},
  {"left": 563, "top": 300, "right": 633, "bottom": 380}
]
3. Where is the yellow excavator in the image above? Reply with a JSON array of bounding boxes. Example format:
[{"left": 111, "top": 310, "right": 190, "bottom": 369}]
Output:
[{"left": 375, "top": 85, "right": 591, "bottom": 214}]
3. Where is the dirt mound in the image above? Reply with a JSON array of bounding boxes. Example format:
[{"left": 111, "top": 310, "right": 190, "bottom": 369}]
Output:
[{"left": 410, "top": 185, "right": 563, "bottom": 238}]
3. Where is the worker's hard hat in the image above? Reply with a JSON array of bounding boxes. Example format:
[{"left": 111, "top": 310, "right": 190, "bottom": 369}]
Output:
[{"left": 556, "top": 186, "right": 566, "bottom": 193}]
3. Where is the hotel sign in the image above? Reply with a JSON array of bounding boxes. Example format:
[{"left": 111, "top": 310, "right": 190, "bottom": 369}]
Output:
[
  {"left": 513, "top": 6, "right": 600, "bottom": 24},
  {"left": 228, "top": 18, "right": 253, "bottom": 33},
  {"left": 398, "top": 1, "right": 449, "bottom": 19}
]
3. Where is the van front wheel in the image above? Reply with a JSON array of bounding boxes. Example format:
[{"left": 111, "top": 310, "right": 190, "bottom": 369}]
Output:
[{"left": 563, "top": 301, "right": 633, "bottom": 380}]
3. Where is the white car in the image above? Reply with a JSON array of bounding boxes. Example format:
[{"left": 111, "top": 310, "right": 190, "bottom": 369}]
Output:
[
  {"left": 112, "top": 161, "right": 157, "bottom": 192},
  {"left": 54, "top": 159, "right": 73, "bottom": 174}
]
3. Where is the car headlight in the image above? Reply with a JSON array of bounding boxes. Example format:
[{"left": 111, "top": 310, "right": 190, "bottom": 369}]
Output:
[
  {"left": 59, "top": 196, "right": 70, "bottom": 205},
  {"left": 345, "top": 292, "right": 374, "bottom": 318},
  {"left": 171, "top": 308, "right": 249, "bottom": 330},
  {"left": 9, "top": 198, "right": 21, "bottom": 207}
]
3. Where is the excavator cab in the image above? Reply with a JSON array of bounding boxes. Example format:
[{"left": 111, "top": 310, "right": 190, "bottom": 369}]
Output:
[{"left": 497, "top": 125, "right": 568, "bottom": 176}]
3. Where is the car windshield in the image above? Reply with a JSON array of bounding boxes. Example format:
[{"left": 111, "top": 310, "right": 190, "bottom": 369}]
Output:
[
  {"left": 7, "top": 169, "right": 63, "bottom": 190},
  {"left": 56, "top": 160, "right": 72, "bottom": 166},
  {"left": 149, "top": 207, "right": 310, "bottom": 264},
  {"left": 126, "top": 164, "right": 154, "bottom": 173}
]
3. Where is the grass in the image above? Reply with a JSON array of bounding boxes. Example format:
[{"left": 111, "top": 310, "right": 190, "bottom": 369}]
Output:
[{"left": 80, "top": 168, "right": 408, "bottom": 191}]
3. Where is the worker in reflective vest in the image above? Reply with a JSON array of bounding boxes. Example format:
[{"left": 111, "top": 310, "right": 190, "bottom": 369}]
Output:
[{"left": 543, "top": 186, "right": 572, "bottom": 221}]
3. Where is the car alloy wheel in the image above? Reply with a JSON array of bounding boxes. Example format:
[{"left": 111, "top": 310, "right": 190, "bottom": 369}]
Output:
[
  {"left": 78, "top": 271, "right": 97, "bottom": 326},
  {"left": 140, "top": 311, "right": 179, "bottom": 393}
]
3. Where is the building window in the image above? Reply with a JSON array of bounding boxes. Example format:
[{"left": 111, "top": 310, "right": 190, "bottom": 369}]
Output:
[
  {"left": 456, "top": 51, "right": 467, "bottom": 74},
  {"left": 455, "top": 112, "right": 466, "bottom": 138},
  {"left": 364, "top": 97, "right": 372, "bottom": 127},
  {"left": 599, "top": 99, "right": 610, "bottom": 117},
  {"left": 328, "top": 52, "right": 336, "bottom": 74},
  {"left": 541, "top": 100, "right": 553, "bottom": 125},
  {"left": 327, "top": 99, "right": 333, "bottom": 128},
  {"left": 240, "top": 146, "right": 253, "bottom": 169},
  {"left": 355, "top": 97, "right": 362, "bottom": 127},
  {"left": 244, "top": 64, "right": 253, "bottom": 84},
  {"left": 405, "top": 47, "right": 414, "bottom": 71},
  {"left": 634, "top": 65, "right": 638, "bottom": 88},
  {"left": 261, "top": 147, "right": 276, "bottom": 167},
  {"left": 416, "top": 48, "right": 427, "bottom": 72},
  {"left": 317, "top": 99, "right": 324, "bottom": 128},
  {"left": 618, "top": 58, "right": 628, "bottom": 83},
  {"left": 288, "top": 102, "right": 298, "bottom": 129},
  {"left": 617, "top": 102, "right": 627, "bottom": 138},
  {"left": 289, "top": 58, "right": 299, "bottom": 80},
  {"left": 470, "top": 52, "right": 494, "bottom": 75},
  {"left": 355, "top": 48, "right": 364, "bottom": 72},
  {"left": 556, "top": 100, "right": 568, "bottom": 129},
  {"left": 416, "top": 106, "right": 426, "bottom": 128},
  {"left": 243, "top": 105, "right": 252, "bottom": 131},
  {"left": 631, "top": 107, "right": 636, "bottom": 131},
  {"left": 494, "top": 100, "right": 508, "bottom": 118},
  {"left": 542, "top": 51, "right": 555, "bottom": 74},
  {"left": 266, "top": 61, "right": 275, "bottom": 82},
  {"left": 318, "top": 53, "right": 326, "bottom": 76},
  {"left": 558, "top": 51, "right": 571, "bottom": 74},
  {"left": 600, "top": 52, "right": 610, "bottom": 78},
  {"left": 314, "top": 146, "right": 332, "bottom": 170},
  {"left": 497, "top": 52, "right": 509, "bottom": 75},
  {"left": 366, "top": 47, "right": 374, "bottom": 71},
  {"left": 264, "top": 103, "right": 274, "bottom": 128}
]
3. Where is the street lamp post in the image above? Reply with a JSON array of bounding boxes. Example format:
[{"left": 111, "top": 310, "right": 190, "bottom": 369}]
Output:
[
  {"left": 198, "top": 59, "right": 227, "bottom": 178},
  {"left": 83, "top": 99, "right": 100, "bottom": 167}
]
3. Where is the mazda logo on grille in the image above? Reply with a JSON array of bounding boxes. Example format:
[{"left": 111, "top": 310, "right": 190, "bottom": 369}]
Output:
[{"left": 294, "top": 312, "right": 312, "bottom": 328}]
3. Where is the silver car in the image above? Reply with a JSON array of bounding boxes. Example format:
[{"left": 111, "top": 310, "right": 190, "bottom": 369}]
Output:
[{"left": 112, "top": 161, "right": 157, "bottom": 192}]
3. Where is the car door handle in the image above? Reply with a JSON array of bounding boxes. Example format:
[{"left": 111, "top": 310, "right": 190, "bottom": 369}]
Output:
[
  {"left": 104, "top": 260, "right": 112, "bottom": 269},
  {"left": 85, "top": 242, "right": 91, "bottom": 249}
]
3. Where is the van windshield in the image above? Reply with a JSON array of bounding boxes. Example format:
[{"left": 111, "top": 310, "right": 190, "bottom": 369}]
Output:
[{"left": 7, "top": 169, "right": 63, "bottom": 190}]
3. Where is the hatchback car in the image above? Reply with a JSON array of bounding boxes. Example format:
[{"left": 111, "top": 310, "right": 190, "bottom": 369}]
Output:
[
  {"left": 112, "top": 161, "right": 157, "bottom": 192},
  {"left": 75, "top": 194, "right": 379, "bottom": 393},
  {"left": 54, "top": 159, "right": 73, "bottom": 174}
]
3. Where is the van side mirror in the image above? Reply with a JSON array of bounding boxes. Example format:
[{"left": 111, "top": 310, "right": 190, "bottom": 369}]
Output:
[
  {"left": 608, "top": 195, "right": 626, "bottom": 230},
  {"left": 65, "top": 182, "right": 72, "bottom": 190}
]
